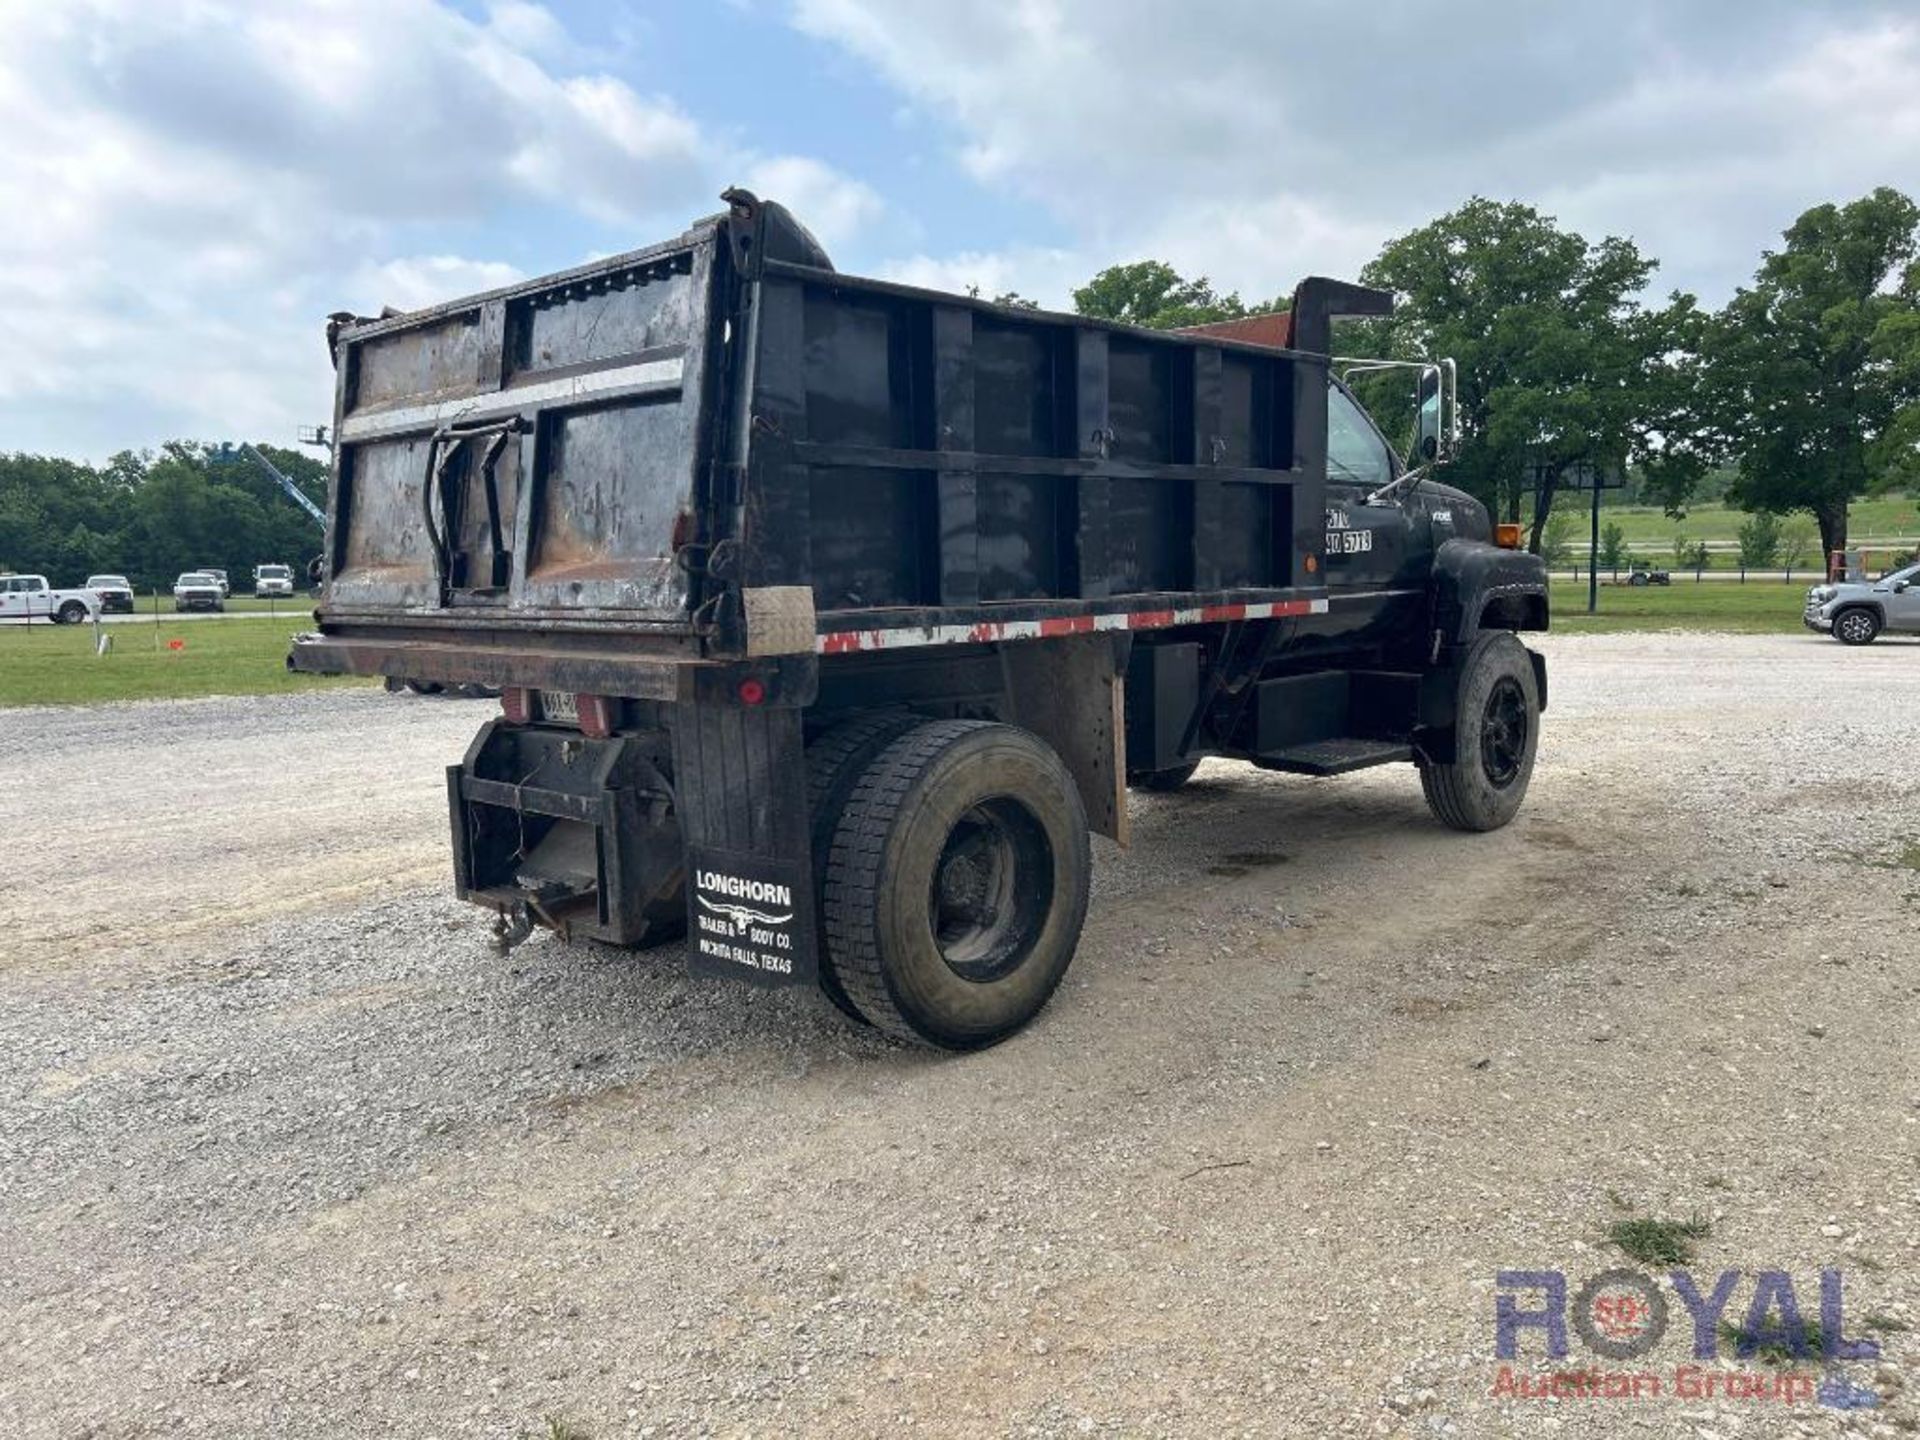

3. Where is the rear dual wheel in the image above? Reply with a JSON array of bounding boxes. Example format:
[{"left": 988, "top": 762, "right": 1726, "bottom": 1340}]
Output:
[{"left": 814, "top": 719, "right": 1091, "bottom": 1050}]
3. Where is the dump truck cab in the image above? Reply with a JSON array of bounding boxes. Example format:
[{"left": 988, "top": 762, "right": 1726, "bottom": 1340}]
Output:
[{"left": 292, "top": 191, "right": 1547, "bottom": 1049}]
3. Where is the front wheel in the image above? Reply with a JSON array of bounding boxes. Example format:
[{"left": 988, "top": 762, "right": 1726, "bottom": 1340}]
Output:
[
  {"left": 822, "top": 720, "right": 1091, "bottom": 1049},
  {"left": 1833, "top": 608, "right": 1880, "bottom": 646},
  {"left": 1418, "top": 632, "right": 1541, "bottom": 833}
]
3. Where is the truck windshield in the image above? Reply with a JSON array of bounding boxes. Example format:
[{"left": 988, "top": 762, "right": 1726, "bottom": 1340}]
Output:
[{"left": 1327, "top": 386, "right": 1395, "bottom": 488}]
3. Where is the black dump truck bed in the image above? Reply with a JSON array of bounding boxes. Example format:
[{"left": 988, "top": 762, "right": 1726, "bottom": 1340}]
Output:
[
  {"left": 297, "top": 191, "right": 1356, "bottom": 690},
  {"left": 293, "top": 191, "right": 1548, "bottom": 1051}
]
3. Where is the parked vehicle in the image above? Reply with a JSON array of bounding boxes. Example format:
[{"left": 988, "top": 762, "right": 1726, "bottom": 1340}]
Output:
[
  {"left": 254, "top": 563, "right": 296, "bottom": 598},
  {"left": 199, "top": 568, "right": 231, "bottom": 598},
  {"left": 1804, "top": 561, "right": 1920, "bottom": 644},
  {"left": 173, "top": 572, "right": 225, "bottom": 612},
  {"left": 1627, "top": 566, "right": 1671, "bottom": 587},
  {"left": 291, "top": 191, "right": 1549, "bottom": 1049},
  {"left": 86, "top": 574, "right": 136, "bottom": 614},
  {"left": 0, "top": 573, "right": 101, "bottom": 624}
]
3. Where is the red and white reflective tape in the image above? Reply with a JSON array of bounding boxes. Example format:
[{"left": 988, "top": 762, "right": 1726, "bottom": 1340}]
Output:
[{"left": 816, "top": 596, "right": 1328, "bottom": 655}]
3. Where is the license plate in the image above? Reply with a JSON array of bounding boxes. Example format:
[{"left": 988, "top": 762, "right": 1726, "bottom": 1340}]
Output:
[{"left": 539, "top": 689, "right": 579, "bottom": 724}]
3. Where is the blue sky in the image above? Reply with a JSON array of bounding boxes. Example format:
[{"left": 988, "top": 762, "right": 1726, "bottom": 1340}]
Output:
[{"left": 2, "top": 1, "right": 1917, "bottom": 459}]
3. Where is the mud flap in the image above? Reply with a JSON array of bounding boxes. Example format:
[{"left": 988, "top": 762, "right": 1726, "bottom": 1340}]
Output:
[{"left": 673, "top": 704, "right": 819, "bottom": 987}]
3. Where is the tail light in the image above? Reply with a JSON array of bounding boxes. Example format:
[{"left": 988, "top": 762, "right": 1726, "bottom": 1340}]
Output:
[
  {"left": 500, "top": 687, "right": 533, "bottom": 724},
  {"left": 576, "top": 694, "right": 615, "bottom": 739},
  {"left": 1494, "top": 523, "right": 1523, "bottom": 550}
]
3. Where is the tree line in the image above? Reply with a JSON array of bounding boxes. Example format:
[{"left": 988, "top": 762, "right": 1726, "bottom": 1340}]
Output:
[
  {"left": 1070, "top": 187, "right": 1920, "bottom": 561},
  {"left": 0, "top": 443, "right": 327, "bottom": 592}
]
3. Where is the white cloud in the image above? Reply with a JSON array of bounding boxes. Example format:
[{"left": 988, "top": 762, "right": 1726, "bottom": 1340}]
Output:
[
  {"left": 796, "top": 1, "right": 1920, "bottom": 306},
  {"left": 0, "top": 0, "right": 882, "bottom": 457},
  {"left": 878, "top": 245, "right": 1086, "bottom": 308},
  {"left": 740, "top": 156, "right": 886, "bottom": 250},
  {"left": 349, "top": 257, "right": 527, "bottom": 315}
]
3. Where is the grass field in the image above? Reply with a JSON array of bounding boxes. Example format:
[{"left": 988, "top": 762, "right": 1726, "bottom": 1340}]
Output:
[
  {"left": 0, "top": 581, "right": 1837, "bottom": 708},
  {"left": 1549, "top": 577, "right": 1809, "bottom": 634},
  {"left": 1591, "top": 493, "right": 1920, "bottom": 551},
  {"left": 0, "top": 616, "right": 367, "bottom": 707}
]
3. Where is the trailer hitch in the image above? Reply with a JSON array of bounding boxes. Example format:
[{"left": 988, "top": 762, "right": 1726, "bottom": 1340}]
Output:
[{"left": 490, "top": 904, "right": 534, "bottom": 956}]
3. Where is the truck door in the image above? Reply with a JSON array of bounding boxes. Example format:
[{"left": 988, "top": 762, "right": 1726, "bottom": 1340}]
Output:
[
  {"left": 19, "top": 577, "right": 49, "bottom": 619},
  {"left": 1322, "top": 383, "right": 1418, "bottom": 590},
  {"left": 1886, "top": 564, "right": 1920, "bottom": 631},
  {"left": 0, "top": 577, "right": 22, "bottom": 619}
]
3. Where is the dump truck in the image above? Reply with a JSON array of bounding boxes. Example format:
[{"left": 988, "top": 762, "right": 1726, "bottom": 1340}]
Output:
[{"left": 290, "top": 190, "right": 1548, "bottom": 1049}]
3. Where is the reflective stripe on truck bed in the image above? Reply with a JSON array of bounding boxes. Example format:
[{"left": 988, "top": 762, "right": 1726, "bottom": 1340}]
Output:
[{"left": 816, "top": 596, "right": 1330, "bottom": 654}]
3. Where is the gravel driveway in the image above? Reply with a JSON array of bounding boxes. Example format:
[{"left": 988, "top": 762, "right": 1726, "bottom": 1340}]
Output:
[{"left": 2, "top": 634, "right": 1915, "bottom": 1439}]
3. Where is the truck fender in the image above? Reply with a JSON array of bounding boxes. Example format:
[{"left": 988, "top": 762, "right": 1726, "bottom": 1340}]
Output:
[
  {"left": 1000, "top": 634, "right": 1130, "bottom": 847},
  {"left": 1429, "top": 538, "right": 1549, "bottom": 646}
]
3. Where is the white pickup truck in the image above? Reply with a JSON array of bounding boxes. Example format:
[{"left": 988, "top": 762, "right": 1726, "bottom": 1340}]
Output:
[{"left": 0, "top": 574, "right": 101, "bottom": 624}]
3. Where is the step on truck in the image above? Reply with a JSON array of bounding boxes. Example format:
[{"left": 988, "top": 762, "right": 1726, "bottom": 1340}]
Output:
[{"left": 290, "top": 190, "right": 1548, "bottom": 1049}]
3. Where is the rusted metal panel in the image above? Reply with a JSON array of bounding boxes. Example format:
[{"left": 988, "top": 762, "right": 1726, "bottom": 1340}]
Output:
[{"left": 324, "top": 226, "right": 720, "bottom": 624}]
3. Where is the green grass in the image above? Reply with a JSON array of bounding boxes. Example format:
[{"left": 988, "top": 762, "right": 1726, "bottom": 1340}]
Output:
[
  {"left": 1717, "top": 1317, "right": 1830, "bottom": 1365},
  {"left": 1605, "top": 1215, "right": 1711, "bottom": 1266},
  {"left": 0, "top": 616, "right": 367, "bottom": 707},
  {"left": 1593, "top": 493, "right": 1920, "bottom": 549},
  {"left": 1550, "top": 579, "right": 1809, "bottom": 634}
]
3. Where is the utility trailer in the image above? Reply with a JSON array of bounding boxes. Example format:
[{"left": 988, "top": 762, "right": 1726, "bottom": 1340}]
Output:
[{"left": 291, "top": 190, "right": 1549, "bottom": 1049}]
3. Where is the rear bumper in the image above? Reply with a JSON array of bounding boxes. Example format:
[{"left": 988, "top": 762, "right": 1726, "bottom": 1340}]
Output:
[{"left": 287, "top": 629, "right": 816, "bottom": 707}]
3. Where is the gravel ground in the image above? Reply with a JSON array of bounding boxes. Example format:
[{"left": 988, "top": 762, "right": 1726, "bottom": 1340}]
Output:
[{"left": 1, "top": 633, "right": 1915, "bottom": 1439}]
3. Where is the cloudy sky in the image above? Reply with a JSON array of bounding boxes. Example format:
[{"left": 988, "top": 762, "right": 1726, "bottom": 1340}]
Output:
[{"left": 3, "top": 0, "right": 1917, "bottom": 459}]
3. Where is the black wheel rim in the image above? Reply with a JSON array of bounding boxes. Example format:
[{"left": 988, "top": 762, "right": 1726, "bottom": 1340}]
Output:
[
  {"left": 929, "top": 798, "right": 1053, "bottom": 983},
  {"left": 1479, "top": 676, "right": 1529, "bottom": 789}
]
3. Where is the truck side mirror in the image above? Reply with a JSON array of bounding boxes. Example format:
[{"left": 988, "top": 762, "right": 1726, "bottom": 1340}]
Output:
[{"left": 1414, "top": 367, "right": 1442, "bottom": 462}]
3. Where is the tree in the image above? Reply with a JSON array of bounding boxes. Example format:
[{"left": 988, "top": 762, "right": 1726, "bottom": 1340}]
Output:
[
  {"left": 0, "top": 442, "right": 326, "bottom": 591},
  {"left": 1702, "top": 187, "right": 1920, "bottom": 557},
  {"left": 965, "top": 285, "right": 1041, "bottom": 310},
  {"left": 1735, "top": 511, "right": 1781, "bottom": 571},
  {"left": 1598, "top": 521, "right": 1629, "bottom": 574},
  {"left": 1778, "top": 514, "right": 1817, "bottom": 576},
  {"left": 1672, "top": 535, "right": 1710, "bottom": 573},
  {"left": 1353, "top": 198, "right": 1706, "bottom": 554},
  {"left": 1538, "top": 505, "right": 1578, "bottom": 570},
  {"left": 1072, "top": 260, "right": 1286, "bottom": 330}
]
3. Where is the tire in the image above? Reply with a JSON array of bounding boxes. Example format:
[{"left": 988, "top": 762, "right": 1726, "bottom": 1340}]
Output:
[
  {"left": 1833, "top": 607, "right": 1880, "bottom": 646},
  {"left": 822, "top": 720, "right": 1091, "bottom": 1050},
  {"left": 804, "top": 710, "right": 922, "bottom": 1023},
  {"left": 1629, "top": 572, "right": 1649, "bottom": 587},
  {"left": 1128, "top": 760, "right": 1201, "bottom": 793},
  {"left": 56, "top": 601, "right": 88, "bottom": 625},
  {"left": 404, "top": 680, "right": 444, "bottom": 695},
  {"left": 1418, "top": 632, "right": 1541, "bottom": 833}
]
